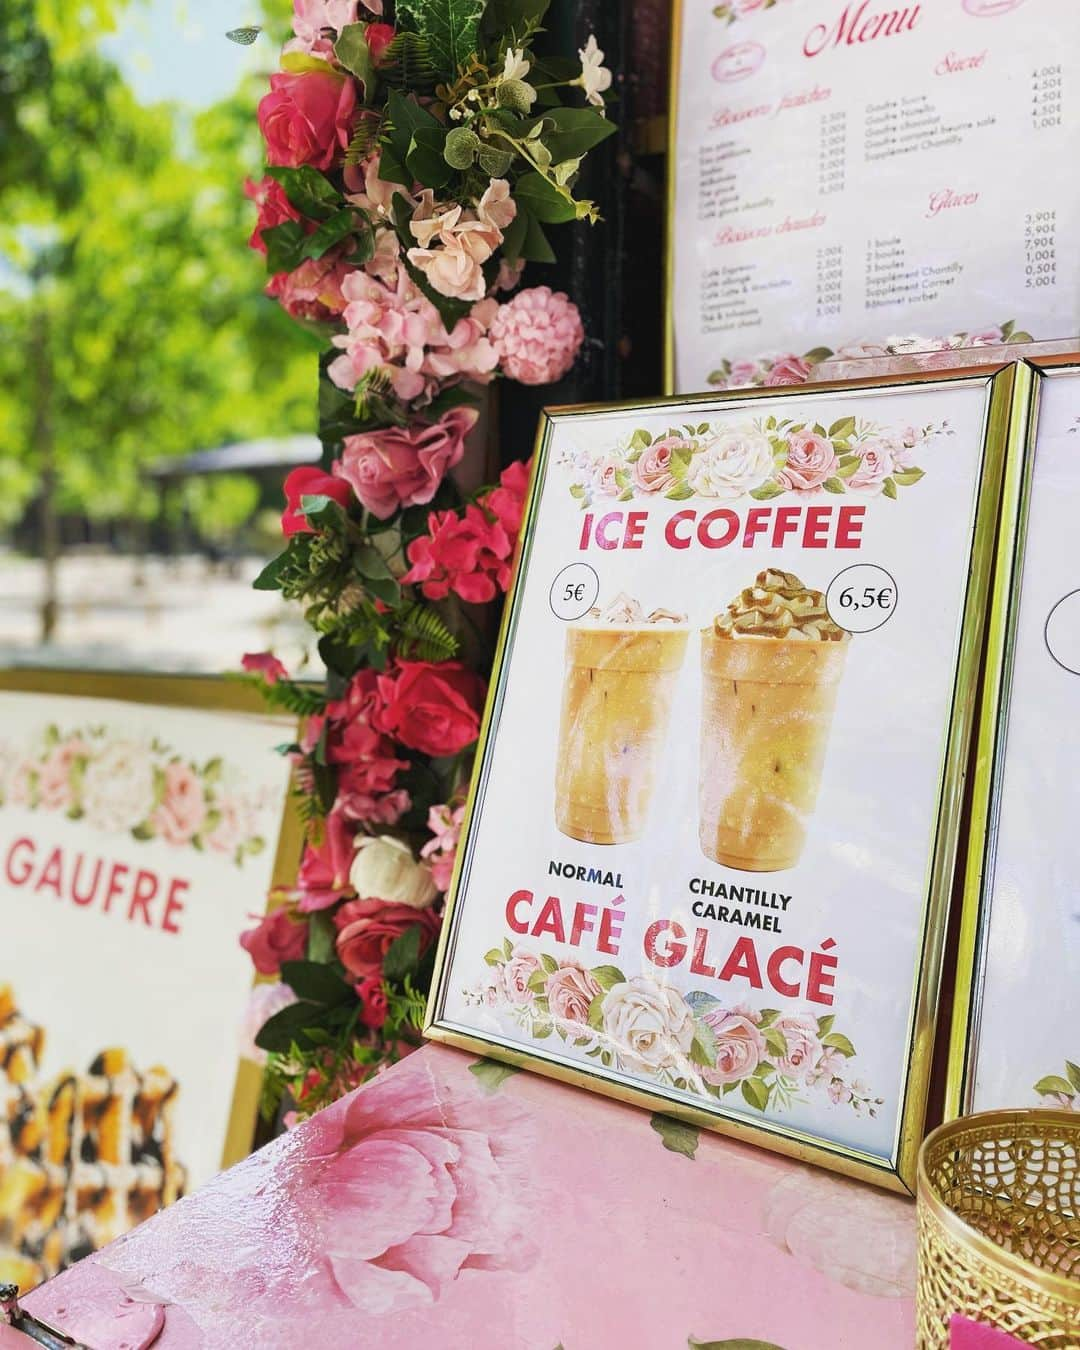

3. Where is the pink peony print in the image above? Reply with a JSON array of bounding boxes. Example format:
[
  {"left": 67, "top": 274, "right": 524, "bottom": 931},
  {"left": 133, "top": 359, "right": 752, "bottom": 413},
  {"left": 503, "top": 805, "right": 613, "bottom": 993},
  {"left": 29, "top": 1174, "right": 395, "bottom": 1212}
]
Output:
[{"left": 297, "top": 1060, "right": 536, "bottom": 1314}]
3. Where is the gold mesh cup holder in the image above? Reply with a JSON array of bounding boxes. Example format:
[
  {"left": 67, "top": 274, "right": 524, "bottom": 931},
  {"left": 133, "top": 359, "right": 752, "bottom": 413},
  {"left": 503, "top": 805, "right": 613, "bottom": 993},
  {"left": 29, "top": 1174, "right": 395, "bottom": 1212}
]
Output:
[{"left": 917, "top": 1110, "right": 1080, "bottom": 1348}]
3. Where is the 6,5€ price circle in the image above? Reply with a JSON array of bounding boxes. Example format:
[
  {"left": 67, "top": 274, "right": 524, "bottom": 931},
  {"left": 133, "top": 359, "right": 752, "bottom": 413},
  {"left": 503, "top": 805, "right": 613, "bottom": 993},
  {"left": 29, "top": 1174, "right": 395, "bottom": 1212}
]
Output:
[
  {"left": 826, "top": 564, "right": 898, "bottom": 634},
  {"left": 549, "top": 563, "right": 600, "bottom": 621}
]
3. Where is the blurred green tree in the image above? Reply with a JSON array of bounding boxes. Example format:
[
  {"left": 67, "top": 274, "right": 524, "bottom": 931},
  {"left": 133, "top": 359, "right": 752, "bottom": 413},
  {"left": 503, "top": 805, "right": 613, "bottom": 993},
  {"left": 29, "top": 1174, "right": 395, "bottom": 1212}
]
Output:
[{"left": 0, "top": 0, "right": 318, "bottom": 637}]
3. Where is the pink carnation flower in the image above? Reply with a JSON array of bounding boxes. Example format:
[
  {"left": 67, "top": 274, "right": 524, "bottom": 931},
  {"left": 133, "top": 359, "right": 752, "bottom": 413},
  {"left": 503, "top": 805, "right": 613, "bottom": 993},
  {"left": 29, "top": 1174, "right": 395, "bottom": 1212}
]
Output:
[{"left": 490, "top": 286, "right": 584, "bottom": 386}]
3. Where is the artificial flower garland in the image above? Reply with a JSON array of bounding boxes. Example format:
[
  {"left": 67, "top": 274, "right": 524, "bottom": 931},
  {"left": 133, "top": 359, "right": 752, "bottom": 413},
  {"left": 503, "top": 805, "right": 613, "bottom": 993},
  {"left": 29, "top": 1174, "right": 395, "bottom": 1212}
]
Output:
[{"left": 237, "top": 0, "right": 614, "bottom": 1121}]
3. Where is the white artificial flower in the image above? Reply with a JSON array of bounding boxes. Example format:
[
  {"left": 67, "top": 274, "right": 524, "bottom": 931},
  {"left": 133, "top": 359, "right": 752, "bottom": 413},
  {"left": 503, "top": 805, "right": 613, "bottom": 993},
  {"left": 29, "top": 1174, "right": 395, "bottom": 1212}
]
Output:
[
  {"left": 501, "top": 46, "right": 531, "bottom": 82},
  {"left": 350, "top": 835, "right": 438, "bottom": 910},
  {"left": 577, "top": 35, "right": 612, "bottom": 108}
]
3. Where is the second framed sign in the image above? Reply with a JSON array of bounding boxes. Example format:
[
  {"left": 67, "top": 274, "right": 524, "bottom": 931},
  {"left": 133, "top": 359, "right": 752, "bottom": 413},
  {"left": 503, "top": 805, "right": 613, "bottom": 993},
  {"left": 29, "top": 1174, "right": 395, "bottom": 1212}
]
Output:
[{"left": 426, "top": 363, "right": 1032, "bottom": 1192}]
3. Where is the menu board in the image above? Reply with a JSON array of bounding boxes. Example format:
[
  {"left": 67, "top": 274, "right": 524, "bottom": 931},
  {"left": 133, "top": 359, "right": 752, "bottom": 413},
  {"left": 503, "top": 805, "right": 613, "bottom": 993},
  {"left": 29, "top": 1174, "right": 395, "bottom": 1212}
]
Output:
[
  {"left": 668, "top": 0, "right": 1080, "bottom": 394},
  {"left": 427, "top": 368, "right": 1027, "bottom": 1191},
  {"left": 952, "top": 361, "right": 1080, "bottom": 1116},
  {"left": 0, "top": 676, "right": 296, "bottom": 1289}
]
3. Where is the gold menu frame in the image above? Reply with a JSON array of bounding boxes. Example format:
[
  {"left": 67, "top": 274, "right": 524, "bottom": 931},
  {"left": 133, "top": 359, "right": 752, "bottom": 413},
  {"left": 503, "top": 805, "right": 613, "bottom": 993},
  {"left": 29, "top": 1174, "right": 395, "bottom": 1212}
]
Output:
[
  {"left": 662, "top": 0, "right": 685, "bottom": 396},
  {"left": 426, "top": 361, "right": 1036, "bottom": 1194},
  {"left": 0, "top": 667, "right": 304, "bottom": 1167},
  {"left": 944, "top": 356, "right": 1078, "bottom": 1120}
]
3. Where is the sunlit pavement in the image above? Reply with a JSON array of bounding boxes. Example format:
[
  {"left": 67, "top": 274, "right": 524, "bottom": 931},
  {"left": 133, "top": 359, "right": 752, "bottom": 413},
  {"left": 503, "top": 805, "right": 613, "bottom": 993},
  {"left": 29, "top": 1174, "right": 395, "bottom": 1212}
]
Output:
[{"left": 0, "top": 551, "right": 318, "bottom": 676}]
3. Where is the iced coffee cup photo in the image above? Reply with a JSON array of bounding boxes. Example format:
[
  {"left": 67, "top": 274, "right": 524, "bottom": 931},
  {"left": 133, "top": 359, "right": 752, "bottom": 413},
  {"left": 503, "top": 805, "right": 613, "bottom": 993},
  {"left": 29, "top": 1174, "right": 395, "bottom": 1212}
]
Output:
[
  {"left": 555, "top": 594, "right": 689, "bottom": 845},
  {"left": 699, "top": 569, "right": 850, "bottom": 872}
]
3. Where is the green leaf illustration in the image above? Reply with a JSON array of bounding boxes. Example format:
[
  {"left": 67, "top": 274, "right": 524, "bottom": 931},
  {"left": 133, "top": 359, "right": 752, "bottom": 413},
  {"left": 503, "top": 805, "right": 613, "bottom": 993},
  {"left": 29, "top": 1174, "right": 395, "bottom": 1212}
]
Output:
[
  {"left": 882, "top": 476, "right": 899, "bottom": 500},
  {"left": 828, "top": 416, "right": 856, "bottom": 439},
  {"left": 822, "top": 476, "right": 846, "bottom": 495},
  {"left": 741, "top": 1077, "right": 770, "bottom": 1112},
  {"left": 589, "top": 964, "right": 626, "bottom": 991},
  {"left": 822, "top": 1032, "right": 857, "bottom": 1058},
  {"left": 689, "top": 1340, "right": 788, "bottom": 1350},
  {"left": 484, "top": 947, "right": 504, "bottom": 966},
  {"left": 1067, "top": 1061, "right": 1080, "bottom": 1093},
  {"left": 749, "top": 479, "right": 784, "bottom": 501},
  {"left": 1034, "top": 1075, "right": 1076, "bottom": 1096},
  {"left": 650, "top": 1113, "right": 700, "bottom": 1160},
  {"left": 468, "top": 1059, "right": 521, "bottom": 1093},
  {"left": 892, "top": 467, "right": 925, "bottom": 486},
  {"left": 587, "top": 994, "right": 605, "bottom": 1031},
  {"left": 395, "top": 0, "right": 486, "bottom": 81}
]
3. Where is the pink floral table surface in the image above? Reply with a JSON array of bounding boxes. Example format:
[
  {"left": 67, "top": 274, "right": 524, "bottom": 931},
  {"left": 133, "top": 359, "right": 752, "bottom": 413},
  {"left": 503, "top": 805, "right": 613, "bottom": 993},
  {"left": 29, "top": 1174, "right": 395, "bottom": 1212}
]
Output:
[{"left": 22, "top": 1045, "right": 916, "bottom": 1350}]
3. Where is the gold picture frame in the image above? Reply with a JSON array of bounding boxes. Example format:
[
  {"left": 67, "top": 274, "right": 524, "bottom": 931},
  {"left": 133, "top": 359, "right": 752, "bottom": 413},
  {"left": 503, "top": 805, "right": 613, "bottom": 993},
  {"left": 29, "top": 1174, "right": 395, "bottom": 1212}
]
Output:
[
  {"left": 945, "top": 354, "right": 1080, "bottom": 1120},
  {"left": 425, "top": 362, "right": 1035, "bottom": 1194},
  {"left": 0, "top": 667, "right": 304, "bottom": 1170}
]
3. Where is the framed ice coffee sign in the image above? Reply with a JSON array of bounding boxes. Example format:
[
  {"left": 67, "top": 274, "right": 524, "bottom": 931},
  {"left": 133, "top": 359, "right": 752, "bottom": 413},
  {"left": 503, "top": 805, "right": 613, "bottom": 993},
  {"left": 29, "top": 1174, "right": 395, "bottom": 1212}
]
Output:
[
  {"left": 948, "top": 356, "right": 1080, "bottom": 1119},
  {"left": 426, "top": 362, "right": 1034, "bottom": 1193}
]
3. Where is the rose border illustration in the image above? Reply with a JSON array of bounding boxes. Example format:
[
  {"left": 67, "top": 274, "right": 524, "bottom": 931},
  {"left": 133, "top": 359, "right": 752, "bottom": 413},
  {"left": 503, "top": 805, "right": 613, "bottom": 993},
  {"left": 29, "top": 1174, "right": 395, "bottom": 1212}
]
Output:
[
  {"left": 707, "top": 320, "right": 1034, "bottom": 390},
  {"left": 561, "top": 413, "right": 952, "bottom": 508},
  {"left": 712, "top": 0, "right": 792, "bottom": 27},
  {"left": 0, "top": 724, "right": 267, "bottom": 865},
  {"left": 469, "top": 941, "right": 882, "bottom": 1117}
]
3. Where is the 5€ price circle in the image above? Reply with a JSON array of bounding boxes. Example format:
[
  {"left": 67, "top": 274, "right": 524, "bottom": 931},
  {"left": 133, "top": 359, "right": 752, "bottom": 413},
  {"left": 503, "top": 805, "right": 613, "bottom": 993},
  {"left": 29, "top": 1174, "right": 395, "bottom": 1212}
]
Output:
[
  {"left": 550, "top": 563, "right": 600, "bottom": 621},
  {"left": 826, "top": 564, "right": 898, "bottom": 634}
]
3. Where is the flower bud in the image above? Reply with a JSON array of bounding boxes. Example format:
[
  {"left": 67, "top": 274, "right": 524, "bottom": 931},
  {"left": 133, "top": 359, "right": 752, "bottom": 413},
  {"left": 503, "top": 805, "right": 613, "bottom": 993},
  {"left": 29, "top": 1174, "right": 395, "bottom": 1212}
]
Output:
[{"left": 349, "top": 835, "right": 438, "bottom": 910}]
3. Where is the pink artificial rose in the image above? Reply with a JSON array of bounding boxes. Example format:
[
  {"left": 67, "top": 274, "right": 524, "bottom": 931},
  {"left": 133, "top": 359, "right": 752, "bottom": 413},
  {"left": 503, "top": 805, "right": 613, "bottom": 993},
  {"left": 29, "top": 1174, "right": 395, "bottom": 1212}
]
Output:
[
  {"left": 294, "top": 1057, "right": 535, "bottom": 1315},
  {"left": 631, "top": 437, "right": 686, "bottom": 495},
  {"left": 490, "top": 286, "right": 584, "bottom": 386},
  {"left": 771, "top": 1013, "right": 823, "bottom": 1082},
  {"left": 334, "top": 898, "right": 441, "bottom": 980},
  {"left": 244, "top": 176, "right": 307, "bottom": 255},
  {"left": 242, "top": 651, "right": 288, "bottom": 684},
  {"left": 778, "top": 428, "right": 839, "bottom": 491},
  {"left": 502, "top": 948, "right": 539, "bottom": 1005},
  {"left": 258, "top": 67, "right": 357, "bottom": 171},
  {"left": 296, "top": 809, "right": 356, "bottom": 911},
  {"left": 267, "top": 248, "right": 352, "bottom": 321},
  {"left": 365, "top": 23, "right": 396, "bottom": 63},
  {"left": 240, "top": 907, "right": 308, "bottom": 976},
  {"left": 281, "top": 466, "right": 353, "bottom": 537},
  {"left": 334, "top": 407, "right": 478, "bottom": 519},
  {"left": 763, "top": 352, "right": 813, "bottom": 386},
  {"left": 545, "top": 964, "right": 601, "bottom": 1024},
  {"left": 848, "top": 439, "right": 895, "bottom": 494},
  {"left": 37, "top": 738, "right": 86, "bottom": 811},
  {"left": 152, "top": 761, "right": 207, "bottom": 847},
  {"left": 701, "top": 1010, "right": 767, "bottom": 1085}
]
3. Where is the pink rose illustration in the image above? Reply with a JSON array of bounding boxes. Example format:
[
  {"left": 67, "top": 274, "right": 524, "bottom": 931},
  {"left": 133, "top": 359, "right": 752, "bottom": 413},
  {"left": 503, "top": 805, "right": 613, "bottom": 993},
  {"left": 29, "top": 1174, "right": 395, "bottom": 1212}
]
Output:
[
  {"left": 207, "top": 793, "right": 256, "bottom": 857},
  {"left": 631, "top": 438, "right": 686, "bottom": 495},
  {"left": 545, "top": 964, "right": 601, "bottom": 1024},
  {"left": 502, "top": 947, "right": 539, "bottom": 1005},
  {"left": 970, "top": 325, "right": 1005, "bottom": 345},
  {"left": 701, "top": 1009, "right": 767, "bottom": 1086},
  {"left": 726, "top": 357, "right": 764, "bottom": 388},
  {"left": 771, "top": 1014, "right": 823, "bottom": 1082},
  {"left": 37, "top": 738, "right": 86, "bottom": 811},
  {"left": 299, "top": 1061, "right": 536, "bottom": 1315},
  {"left": 762, "top": 352, "right": 813, "bottom": 386},
  {"left": 152, "top": 761, "right": 207, "bottom": 846},
  {"left": 777, "top": 428, "right": 838, "bottom": 492},
  {"left": 589, "top": 454, "right": 623, "bottom": 498},
  {"left": 848, "top": 439, "right": 895, "bottom": 494}
]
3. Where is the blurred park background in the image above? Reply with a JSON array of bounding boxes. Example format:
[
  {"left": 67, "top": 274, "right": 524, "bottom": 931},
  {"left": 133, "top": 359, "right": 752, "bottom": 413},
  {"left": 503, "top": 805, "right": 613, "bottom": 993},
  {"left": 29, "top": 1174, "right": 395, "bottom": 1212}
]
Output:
[{"left": 0, "top": 0, "right": 321, "bottom": 673}]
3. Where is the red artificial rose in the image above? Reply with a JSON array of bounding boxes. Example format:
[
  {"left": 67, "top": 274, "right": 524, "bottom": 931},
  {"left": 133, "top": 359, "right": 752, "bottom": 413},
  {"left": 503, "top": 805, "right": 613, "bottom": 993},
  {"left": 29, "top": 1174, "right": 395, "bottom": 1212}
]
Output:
[
  {"left": 281, "top": 466, "right": 353, "bottom": 536},
  {"left": 240, "top": 907, "right": 307, "bottom": 975},
  {"left": 334, "top": 898, "right": 441, "bottom": 980},
  {"left": 402, "top": 504, "right": 512, "bottom": 604},
  {"left": 375, "top": 661, "right": 486, "bottom": 757},
  {"left": 366, "top": 23, "right": 396, "bottom": 63},
  {"left": 244, "top": 176, "right": 307, "bottom": 255},
  {"left": 355, "top": 974, "right": 389, "bottom": 1029},
  {"left": 258, "top": 67, "right": 357, "bottom": 171}
]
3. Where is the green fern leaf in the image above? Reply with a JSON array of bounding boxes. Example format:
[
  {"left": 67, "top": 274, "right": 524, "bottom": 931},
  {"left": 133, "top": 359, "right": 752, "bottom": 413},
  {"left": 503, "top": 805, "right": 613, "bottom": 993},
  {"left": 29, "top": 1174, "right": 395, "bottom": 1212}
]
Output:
[
  {"left": 379, "top": 32, "right": 439, "bottom": 92},
  {"left": 394, "top": 602, "right": 460, "bottom": 661}
]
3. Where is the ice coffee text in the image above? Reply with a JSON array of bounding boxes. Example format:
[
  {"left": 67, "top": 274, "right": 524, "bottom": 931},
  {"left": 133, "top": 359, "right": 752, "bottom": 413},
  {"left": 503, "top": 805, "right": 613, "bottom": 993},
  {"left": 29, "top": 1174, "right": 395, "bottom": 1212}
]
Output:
[{"left": 578, "top": 504, "right": 866, "bottom": 552}]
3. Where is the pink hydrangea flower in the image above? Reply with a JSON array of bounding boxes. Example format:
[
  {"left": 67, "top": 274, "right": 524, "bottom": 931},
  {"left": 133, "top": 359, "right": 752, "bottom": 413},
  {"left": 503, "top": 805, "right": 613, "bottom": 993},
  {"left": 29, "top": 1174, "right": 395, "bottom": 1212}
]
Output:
[{"left": 490, "top": 286, "right": 584, "bottom": 385}]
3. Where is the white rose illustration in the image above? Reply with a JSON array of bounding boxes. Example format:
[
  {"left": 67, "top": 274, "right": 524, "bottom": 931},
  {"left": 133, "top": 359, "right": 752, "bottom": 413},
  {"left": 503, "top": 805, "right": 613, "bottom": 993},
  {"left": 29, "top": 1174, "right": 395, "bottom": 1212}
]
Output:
[
  {"left": 686, "top": 425, "right": 774, "bottom": 499},
  {"left": 602, "top": 977, "right": 695, "bottom": 1073},
  {"left": 81, "top": 740, "right": 156, "bottom": 834}
]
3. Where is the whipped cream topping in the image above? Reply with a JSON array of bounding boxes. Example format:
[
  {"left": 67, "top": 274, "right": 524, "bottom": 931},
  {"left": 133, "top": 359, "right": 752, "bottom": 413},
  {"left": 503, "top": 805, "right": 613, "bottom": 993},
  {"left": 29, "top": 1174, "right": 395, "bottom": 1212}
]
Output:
[
  {"left": 585, "top": 593, "right": 688, "bottom": 625},
  {"left": 713, "top": 569, "right": 846, "bottom": 642}
]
